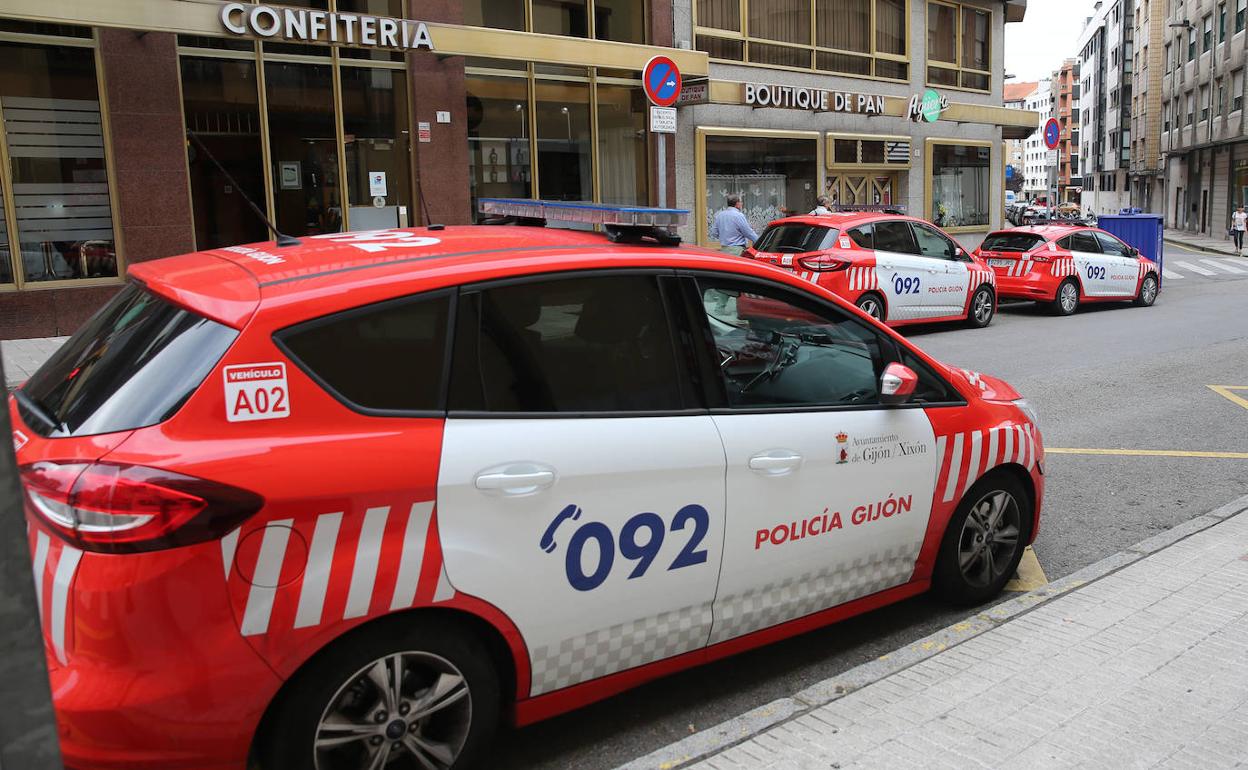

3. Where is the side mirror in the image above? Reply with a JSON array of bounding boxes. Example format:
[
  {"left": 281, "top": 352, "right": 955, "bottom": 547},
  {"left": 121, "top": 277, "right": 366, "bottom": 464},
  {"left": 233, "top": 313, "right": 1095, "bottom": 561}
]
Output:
[
  {"left": 880, "top": 362, "right": 918, "bottom": 405},
  {"left": 954, "top": 247, "right": 964, "bottom": 257}
]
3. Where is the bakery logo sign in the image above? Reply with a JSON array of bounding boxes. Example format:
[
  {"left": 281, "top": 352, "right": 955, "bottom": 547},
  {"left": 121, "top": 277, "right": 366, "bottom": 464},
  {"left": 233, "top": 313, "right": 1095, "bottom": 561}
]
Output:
[
  {"left": 220, "top": 3, "right": 434, "bottom": 50},
  {"left": 744, "top": 84, "right": 885, "bottom": 114},
  {"left": 908, "top": 89, "right": 949, "bottom": 122}
]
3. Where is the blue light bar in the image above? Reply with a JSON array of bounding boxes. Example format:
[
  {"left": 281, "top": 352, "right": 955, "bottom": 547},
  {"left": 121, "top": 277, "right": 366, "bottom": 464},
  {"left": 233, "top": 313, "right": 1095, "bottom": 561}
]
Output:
[{"left": 478, "top": 198, "right": 690, "bottom": 229}]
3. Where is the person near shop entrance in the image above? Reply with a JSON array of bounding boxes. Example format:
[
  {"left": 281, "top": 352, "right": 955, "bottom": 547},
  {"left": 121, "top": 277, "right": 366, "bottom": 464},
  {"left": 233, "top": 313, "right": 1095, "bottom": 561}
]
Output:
[
  {"left": 809, "top": 196, "right": 833, "bottom": 216},
  {"left": 710, "top": 194, "right": 759, "bottom": 256},
  {"left": 1233, "top": 205, "right": 1246, "bottom": 255}
]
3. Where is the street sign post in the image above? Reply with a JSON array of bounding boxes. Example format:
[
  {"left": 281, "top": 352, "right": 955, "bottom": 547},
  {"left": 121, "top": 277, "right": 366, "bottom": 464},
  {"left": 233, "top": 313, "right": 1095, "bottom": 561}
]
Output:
[
  {"left": 1043, "top": 118, "right": 1060, "bottom": 217},
  {"left": 643, "top": 56, "right": 682, "bottom": 208}
]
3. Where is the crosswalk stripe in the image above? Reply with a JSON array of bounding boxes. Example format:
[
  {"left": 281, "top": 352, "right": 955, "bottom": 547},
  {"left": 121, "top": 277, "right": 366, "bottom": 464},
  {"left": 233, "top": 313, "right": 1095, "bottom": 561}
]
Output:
[
  {"left": 1200, "top": 258, "right": 1247, "bottom": 274},
  {"left": 1172, "top": 260, "right": 1216, "bottom": 276},
  {"left": 1161, "top": 268, "right": 1183, "bottom": 279}
]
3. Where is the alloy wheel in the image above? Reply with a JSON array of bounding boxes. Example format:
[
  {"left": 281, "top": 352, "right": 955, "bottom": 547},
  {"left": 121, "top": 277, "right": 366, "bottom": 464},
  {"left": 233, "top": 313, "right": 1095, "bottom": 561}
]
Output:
[
  {"left": 314, "top": 651, "right": 472, "bottom": 770},
  {"left": 1142, "top": 276, "right": 1157, "bottom": 304},
  {"left": 956, "top": 490, "right": 1021, "bottom": 589},
  {"left": 858, "top": 297, "right": 882, "bottom": 320},
  {"left": 973, "top": 289, "right": 993, "bottom": 324},
  {"left": 1060, "top": 282, "right": 1078, "bottom": 313}
]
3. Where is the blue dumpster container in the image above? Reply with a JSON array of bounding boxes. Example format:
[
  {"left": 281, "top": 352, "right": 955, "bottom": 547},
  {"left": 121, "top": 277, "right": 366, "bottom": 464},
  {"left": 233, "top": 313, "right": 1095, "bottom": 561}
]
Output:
[{"left": 1097, "top": 213, "right": 1166, "bottom": 284}]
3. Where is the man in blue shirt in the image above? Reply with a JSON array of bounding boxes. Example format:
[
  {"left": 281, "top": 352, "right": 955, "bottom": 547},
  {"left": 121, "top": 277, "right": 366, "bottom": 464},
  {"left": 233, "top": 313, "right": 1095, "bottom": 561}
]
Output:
[{"left": 709, "top": 195, "right": 759, "bottom": 256}]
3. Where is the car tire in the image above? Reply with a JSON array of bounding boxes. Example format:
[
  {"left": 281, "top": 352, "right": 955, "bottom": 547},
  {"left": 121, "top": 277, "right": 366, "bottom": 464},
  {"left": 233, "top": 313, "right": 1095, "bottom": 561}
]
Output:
[
  {"left": 1134, "top": 273, "right": 1158, "bottom": 307},
  {"left": 933, "top": 471, "right": 1033, "bottom": 607},
  {"left": 255, "top": 616, "right": 500, "bottom": 770},
  {"left": 855, "top": 292, "right": 886, "bottom": 322},
  {"left": 1049, "top": 278, "right": 1080, "bottom": 316},
  {"left": 965, "top": 285, "right": 995, "bottom": 328}
]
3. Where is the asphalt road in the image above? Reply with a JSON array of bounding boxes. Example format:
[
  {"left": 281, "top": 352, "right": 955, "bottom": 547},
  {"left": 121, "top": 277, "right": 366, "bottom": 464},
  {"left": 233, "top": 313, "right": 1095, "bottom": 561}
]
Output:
[{"left": 495, "top": 243, "right": 1248, "bottom": 769}]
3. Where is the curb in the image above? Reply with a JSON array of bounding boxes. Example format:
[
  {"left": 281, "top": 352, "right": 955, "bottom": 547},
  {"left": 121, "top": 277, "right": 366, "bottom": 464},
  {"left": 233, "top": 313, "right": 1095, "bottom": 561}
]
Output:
[
  {"left": 1163, "top": 238, "right": 1243, "bottom": 258},
  {"left": 616, "top": 492, "right": 1248, "bottom": 770}
]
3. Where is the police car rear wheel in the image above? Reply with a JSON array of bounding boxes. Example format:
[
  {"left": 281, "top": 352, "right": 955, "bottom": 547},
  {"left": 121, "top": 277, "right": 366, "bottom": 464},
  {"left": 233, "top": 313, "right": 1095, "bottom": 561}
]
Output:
[
  {"left": 1050, "top": 279, "right": 1079, "bottom": 316},
  {"left": 856, "top": 293, "right": 885, "bottom": 322},
  {"left": 1135, "top": 274, "right": 1158, "bottom": 307},
  {"left": 966, "top": 286, "right": 995, "bottom": 328},
  {"left": 257, "top": 618, "right": 499, "bottom": 770},
  {"left": 933, "top": 473, "right": 1031, "bottom": 606}
]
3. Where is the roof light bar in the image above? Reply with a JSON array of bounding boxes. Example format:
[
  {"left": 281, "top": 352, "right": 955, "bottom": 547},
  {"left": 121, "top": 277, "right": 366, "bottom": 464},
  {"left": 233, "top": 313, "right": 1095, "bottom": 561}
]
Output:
[{"left": 478, "top": 198, "right": 690, "bottom": 245}]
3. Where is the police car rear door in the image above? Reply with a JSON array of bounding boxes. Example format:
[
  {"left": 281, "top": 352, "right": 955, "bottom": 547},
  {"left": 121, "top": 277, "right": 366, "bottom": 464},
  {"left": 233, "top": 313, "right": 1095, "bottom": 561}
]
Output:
[
  {"left": 436, "top": 272, "right": 725, "bottom": 698},
  {"left": 1093, "top": 231, "right": 1141, "bottom": 296},
  {"left": 910, "top": 222, "right": 970, "bottom": 318},
  {"left": 870, "top": 220, "right": 934, "bottom": 321},
  {"left": 1066, "top": 231, "right": 1108, "bottom": 296},
  {"left": 683, "top": 274, "right": 939, "bottom": 646}
]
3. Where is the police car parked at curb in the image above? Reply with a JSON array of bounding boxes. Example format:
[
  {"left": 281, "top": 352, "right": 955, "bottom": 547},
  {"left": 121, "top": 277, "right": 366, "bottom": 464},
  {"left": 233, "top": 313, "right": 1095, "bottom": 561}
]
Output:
[
  {"left": 745, "top": 212, "right": 998, "bottom": 329},
  {"left": 974, "top": 223, "right": 1160, "bottom": 315},
  {"left": 12, "top": 204, "right": 1043, "bottom": 770}
]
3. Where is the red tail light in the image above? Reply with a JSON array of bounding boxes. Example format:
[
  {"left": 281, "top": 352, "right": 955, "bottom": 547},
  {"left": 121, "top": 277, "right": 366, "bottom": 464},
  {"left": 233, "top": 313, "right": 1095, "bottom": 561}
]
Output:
[
  {"left": 20, "top": 461, "right": 263, "bottom": 554},
  {"left": 1029, "top": 251, "right": 1052, "bottom": 263},
  {"left": 796, "top": 255, "right": 850, "bottom": 272}
]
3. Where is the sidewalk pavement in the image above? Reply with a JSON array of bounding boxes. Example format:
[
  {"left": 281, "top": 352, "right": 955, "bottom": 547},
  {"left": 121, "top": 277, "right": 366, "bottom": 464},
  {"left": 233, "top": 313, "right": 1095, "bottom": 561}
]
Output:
[
  {"left": 624, "top": 493, "right": 1248, "bottom": 770},
  {"left": 2, "top": 337, "right": 66, "bottom": 391},
  {"left": 1165, "top": 230, "right": 1245, "bottom": 257}
]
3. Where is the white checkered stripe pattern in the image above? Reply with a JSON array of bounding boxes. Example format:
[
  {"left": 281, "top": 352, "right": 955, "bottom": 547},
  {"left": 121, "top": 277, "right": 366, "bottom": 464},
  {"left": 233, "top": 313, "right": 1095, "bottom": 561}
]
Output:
[
  {"left": 1050, "top": 257, "right": 1077, "bottom": 277},
  {"left": 530, "top": 601, "right": 713, "bottom": 694},
  {"left": 848, "top": 265, "right": 879, "bottom": 291},
  {"left": 707, "top": 544, "right": 917, "bottom": 645},
  {"left": 958, "top": 368, "right": 988, "bottom": 392}
]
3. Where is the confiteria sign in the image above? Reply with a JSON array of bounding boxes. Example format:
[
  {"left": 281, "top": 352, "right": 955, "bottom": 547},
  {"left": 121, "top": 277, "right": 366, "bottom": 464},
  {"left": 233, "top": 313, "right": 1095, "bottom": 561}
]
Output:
[{"left": 219, "top": 2, "right": 435, "bottom": 50}]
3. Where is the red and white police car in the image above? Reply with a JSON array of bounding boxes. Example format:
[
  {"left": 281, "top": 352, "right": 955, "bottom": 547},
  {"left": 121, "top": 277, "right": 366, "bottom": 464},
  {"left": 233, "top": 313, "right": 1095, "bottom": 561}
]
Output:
[
  {"left": 974, "top": 224, "right": 1160, "bottom": 315},
  {"left": 12, "top": 203, "right": 1042, "bottom": 770},
  {"left": 745, "top": 212, "right": 998, "bottom": 329}
]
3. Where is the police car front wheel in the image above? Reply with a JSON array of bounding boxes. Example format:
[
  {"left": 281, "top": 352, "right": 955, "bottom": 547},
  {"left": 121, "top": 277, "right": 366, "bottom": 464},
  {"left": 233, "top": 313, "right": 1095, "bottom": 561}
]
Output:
[
  {"left": 933, "top": 472, "right": 1032, "bottom": 606},
  {"left": 255, "top": 617, "right": 500, "bottom": 770}
]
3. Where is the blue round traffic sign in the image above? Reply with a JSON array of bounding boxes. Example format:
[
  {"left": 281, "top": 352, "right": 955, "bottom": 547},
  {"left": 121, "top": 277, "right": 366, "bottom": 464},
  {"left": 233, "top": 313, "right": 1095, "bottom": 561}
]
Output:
[
  {"left": 643, "top": 56, "right": 682, "bottom": 108},
  {"left": 1043, "top": 118, "right": 1060, "bottom": 150}
]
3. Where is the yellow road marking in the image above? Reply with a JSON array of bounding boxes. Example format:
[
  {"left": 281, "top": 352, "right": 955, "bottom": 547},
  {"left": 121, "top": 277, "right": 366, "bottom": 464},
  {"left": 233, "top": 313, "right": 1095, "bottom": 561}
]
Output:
[
  {"left": 1005, "top": 546, "right": 1048, "bottom": 592},
  {"left": 1046, "top": 447, "right": 1248, "bottom": 459},
  {"left": 1208, "top": 385, "right": 1248, "bottom": 412}
]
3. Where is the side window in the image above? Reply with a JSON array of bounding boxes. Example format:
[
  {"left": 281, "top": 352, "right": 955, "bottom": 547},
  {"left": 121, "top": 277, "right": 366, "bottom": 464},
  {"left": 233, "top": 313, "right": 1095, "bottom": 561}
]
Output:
[
  {"left": 695, "top": 277, "right": 887, "bottom": 408},
  {"left": 911, "top": 223, "right": 957, "bottom": 259},
  {"left": 1056, "top": 236, "right": 1073, "bottom": 250},
  {"left": 872, "top": 220, "right": 919, "bottom": 254},
  {"left": 847, "top": 224, "right": 874, "bottom": 249},
  {"left": 279, "top": 292, "right": 451, "bottom": 412},
  {"left": 449, "top": 274, "right": 683, "bottom": 413},
  {"left": 1095, "top": 231, "right": 1130, "bottom": 257},
  {"left": 1070, "top": 232, "right": 1102, "bottom": 252},
  {"left": 899, "top": 351, "right": 959, "bottom": 404}
]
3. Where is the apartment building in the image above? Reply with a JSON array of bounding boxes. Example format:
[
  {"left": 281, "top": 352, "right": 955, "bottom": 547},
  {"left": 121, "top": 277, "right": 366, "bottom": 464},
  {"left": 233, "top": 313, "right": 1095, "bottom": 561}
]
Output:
[
  {"left": 1053, "top": 58, "right": 1082, "bottom": 202},
  {"left": 1004, "top": 80, "right": 1038, "bottom": 193},
  {"left": 1078, "top": 0, "right": 1134, "bottom": 215},
  {"left": 1160, "top": 0, "right": 1247, "bottom": 236},
  {"left": 1130, "top": 0, "right": 1166, "bottom": 212},
  {"left": 1023, "top": 79, "right": 1052, "bottom": 198}
]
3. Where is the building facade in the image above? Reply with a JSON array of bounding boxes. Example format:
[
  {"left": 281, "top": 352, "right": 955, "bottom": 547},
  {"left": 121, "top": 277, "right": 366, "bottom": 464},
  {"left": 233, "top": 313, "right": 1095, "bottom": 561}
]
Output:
[
  {"left": 1053, "top": 58, "right": 1082, "bottom": 202},
  {"left": 1159, "top": 0, "right": 1247, "bottom": 236},
  {"left": 1078, "top": 0, "right": 1134, "bottom": 215},
  {"left": 1003, "top": 80, "right": 1038, "bottom": 194},
  {"left": 1129, "top": 0, "right": 1166, "bottom": 212},
  {"left": 0, "top": 0, "right": 1033, "bottom": 340},
  {"left": 1022, "top": 78, "right": 1051, "bottom": 198}
]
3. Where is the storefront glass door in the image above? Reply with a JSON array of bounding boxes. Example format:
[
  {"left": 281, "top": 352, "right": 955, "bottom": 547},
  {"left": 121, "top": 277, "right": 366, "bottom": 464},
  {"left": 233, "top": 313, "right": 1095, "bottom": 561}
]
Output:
[
  {"left": 341, "top": 66, "right": 412, "bottom": 230},
  {"left": 264, "top": 61, "right": 342, "bottom": 236}
]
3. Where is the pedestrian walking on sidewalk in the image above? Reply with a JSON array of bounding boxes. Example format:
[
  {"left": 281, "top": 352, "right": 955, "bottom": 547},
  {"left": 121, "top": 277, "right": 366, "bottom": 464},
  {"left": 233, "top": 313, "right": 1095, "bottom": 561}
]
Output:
[
  {"left": 1233, "top": 205, "right": 1246, "bottom": 255},
  {"left": 709, "top": 194, "right": 759, "bottom": 257}
]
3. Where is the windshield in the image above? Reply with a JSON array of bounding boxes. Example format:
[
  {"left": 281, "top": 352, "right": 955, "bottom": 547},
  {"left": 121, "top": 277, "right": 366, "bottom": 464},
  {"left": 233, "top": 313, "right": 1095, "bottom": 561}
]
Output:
[
  {"left": 18, "top": 282, "right": 237, "bottom": 437},
  {"left": 979, "top": 232, "right": 1047, "bottom": 252},
  {"left": 753, "top": 224, "right": 839, "bottom": 254}
]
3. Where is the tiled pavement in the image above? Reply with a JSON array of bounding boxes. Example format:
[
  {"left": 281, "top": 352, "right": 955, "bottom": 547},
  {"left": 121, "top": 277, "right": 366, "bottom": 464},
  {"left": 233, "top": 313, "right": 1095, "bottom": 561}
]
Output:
[
  {"left": 627, "top": 498, "right": 1248, "bottom": 770},
  {"left": 2, "top": 337, "right": 67, "bottom": 391}
]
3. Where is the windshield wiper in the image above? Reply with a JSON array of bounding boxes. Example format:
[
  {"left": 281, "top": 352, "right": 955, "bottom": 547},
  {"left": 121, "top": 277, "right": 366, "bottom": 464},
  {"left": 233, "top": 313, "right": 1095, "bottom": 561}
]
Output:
[{"left": 14, "top": 388, "right": 59, "bottom": 434}]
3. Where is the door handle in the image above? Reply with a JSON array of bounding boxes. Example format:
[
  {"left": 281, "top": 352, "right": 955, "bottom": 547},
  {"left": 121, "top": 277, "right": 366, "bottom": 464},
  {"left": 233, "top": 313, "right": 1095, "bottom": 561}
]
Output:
[
  {"left": 748, "top": 450, "right": 803, "bottom": 475},
  {"left": 474, "top": 464, "right": 556, "bottom": 495}
]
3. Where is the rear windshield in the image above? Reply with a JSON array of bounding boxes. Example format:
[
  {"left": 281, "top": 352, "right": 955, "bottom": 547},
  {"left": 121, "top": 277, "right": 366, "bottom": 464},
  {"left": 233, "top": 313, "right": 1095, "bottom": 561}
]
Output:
[
  {"left": 979, "top": 232, "right": 1047, "bottom": 253},
  {"left": 17, "top": 283, "right": 237, "bottom": 438},
  {"left": 753, "top": 224, "right": 839, "bottom": 254}
]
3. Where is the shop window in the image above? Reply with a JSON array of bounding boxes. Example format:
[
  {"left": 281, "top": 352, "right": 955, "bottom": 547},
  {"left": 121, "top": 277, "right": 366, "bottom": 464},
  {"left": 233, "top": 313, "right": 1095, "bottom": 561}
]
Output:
[
  {"left": 929, "top": 143, "right": 990, "bottom": 230},
  {"left": 535, "top": 66, "right": 592, "bottom": 205},
  {"left": 704, "top": 135, "right": 818, "bottom": 242},
  {"left": 0, "top": 42, "right": 118, "bottom": 286},
  {"left": 928, "top": 2, "right": 991, "bottom": 91},
  {"left": 264, "top": 61, "right": 342, "bottom": 236},
  {"left": 533, "top": 0, "right": 590, "bottom": 37},
  {"left": 597, "top": 81, "right": 649, "bottom": 205},
  {"left": 182, "top": 57, "right": 268, "bottom": 250},
  {"left": 465, "top": 70, "right": 531, "bottom": 222},
  {"left": 341, "top": 67, "right": 413, "bottom": 230}
]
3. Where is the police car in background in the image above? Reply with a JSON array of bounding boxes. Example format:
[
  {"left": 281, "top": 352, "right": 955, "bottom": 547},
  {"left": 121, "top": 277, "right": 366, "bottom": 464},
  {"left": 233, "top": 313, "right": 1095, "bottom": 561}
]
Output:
[
  {"left": 975, "top": 223, "right": 1159, "bottom": 315},
  {"left": 12, "top": 201, "right": 1043, "bottom": 770},
  {"left": 745, "top": 211, "right": 998, "bottom": 329}
]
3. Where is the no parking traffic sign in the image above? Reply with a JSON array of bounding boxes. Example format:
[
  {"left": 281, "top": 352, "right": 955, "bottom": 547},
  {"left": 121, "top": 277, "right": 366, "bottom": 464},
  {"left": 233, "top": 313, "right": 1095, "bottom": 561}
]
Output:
[
  {"left": 1043, "top": 118, "right": 1060, "bottom": 150},
  {"left": 643, "top": 56, "right": 681, "bottom": 108}
]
